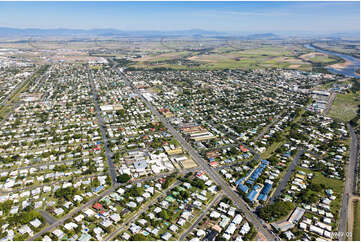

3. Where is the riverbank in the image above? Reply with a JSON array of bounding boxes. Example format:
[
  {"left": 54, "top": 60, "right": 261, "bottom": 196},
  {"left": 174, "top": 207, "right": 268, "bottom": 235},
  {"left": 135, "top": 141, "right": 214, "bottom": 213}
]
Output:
[
  {"left": 329, "top": 60, "right": 352, "bottom": 70},
  {"left": 311, "top": 43, "right": 360, "bottom": 59},
  {"left": 305, "top": 43, "right": 360, "bottom": 78}
]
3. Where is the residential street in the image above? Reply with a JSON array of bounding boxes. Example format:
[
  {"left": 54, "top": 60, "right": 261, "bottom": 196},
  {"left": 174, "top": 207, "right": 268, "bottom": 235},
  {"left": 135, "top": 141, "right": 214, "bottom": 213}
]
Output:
[
  {"left": 28, "top": 185, "right": 119, "bottom": 240},
  {"left": 179, "top": 193, "right": 223, "bottom": 240},
  {"left": 269, "top": 149, "right": 304, "bottom": 204},
  {"left": 39, "top": 210, "right": 57, "bottom": 225},
  {"left": 253, "top": 111, "right": 285, "bottom": 142},
  {"left": 27, "top": 168, "right": 197, "bottom": 240},
  {"left": 88, "top": 69, "right": 118, "bottom": 184},
  {"left": 114, "top": 64, "right": 277, "bottom": 241},
  {"left": 0, "top": 8, "right": 357, "bottom": 241},
  {"left": 105, "top": 181, "right": 182, "bottom": 240},
  {"left": 0, "top": 66, "right": 49, "bottom": 125}
]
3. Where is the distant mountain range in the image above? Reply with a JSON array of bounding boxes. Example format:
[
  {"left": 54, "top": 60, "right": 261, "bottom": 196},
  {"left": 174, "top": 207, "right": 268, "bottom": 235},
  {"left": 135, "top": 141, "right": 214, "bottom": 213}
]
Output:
[
  {"left": 0, "top": 27, "right": 281, "bottom": 39},
  {"left": 245, "top": 33, "right": 279, "bottom": 39},
  {"left": 0, "top": 27, "right": 358, "bottom": 40},
  {"left": 0, "top": 27, "right": 226, "bottom": 37}
]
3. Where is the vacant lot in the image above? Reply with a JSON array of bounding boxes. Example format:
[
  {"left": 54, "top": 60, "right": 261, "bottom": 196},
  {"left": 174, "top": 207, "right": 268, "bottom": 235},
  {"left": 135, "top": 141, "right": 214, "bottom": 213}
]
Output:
[
  {"left": 311, "top": 171, "right": 344, "bottom": 194},
  {"left": 310, "top": 171, "right": 344, "bottom": 216},
  {"left": 182, "top": 159, "right": 198, "bottom": 169},
  {"left": 328, "top": 92, "right": 360, "bottom": 122}
]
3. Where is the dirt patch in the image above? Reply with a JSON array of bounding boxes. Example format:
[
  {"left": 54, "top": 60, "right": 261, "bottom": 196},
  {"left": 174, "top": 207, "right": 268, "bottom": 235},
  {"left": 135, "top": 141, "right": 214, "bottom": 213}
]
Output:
[
  {"left": 329, "top": 60, "right": 352, "bottom": 70},
  {"left": 300, "top": 52, "right": 327, "bottom": 60},
  {"left": 256, "top": 232, "right": 267, "bottom": 241},
  {"left": 187, "top": 54, "right": 228, "bottom": 63},
  {"left": 289, "top": 64, "right": 301, "bottom": 68},
  {"left": 138, "top": 52, "right": 189, "bottom": 62},
  {"left": 182, "top": 159, "right": 198, "bottom": 168}
]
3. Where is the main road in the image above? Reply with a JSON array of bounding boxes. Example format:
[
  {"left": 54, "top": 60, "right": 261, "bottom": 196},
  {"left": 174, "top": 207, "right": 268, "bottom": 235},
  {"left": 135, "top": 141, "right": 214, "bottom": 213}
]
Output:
[
  {"left": 112, "top": 63, "right": 277, "bottom": 241},
  {"left": 337, "top": 123, "right": 360, "bottom": 240},
  {"left": 88, "top": 69, "right": 118, "bottom": 184}
]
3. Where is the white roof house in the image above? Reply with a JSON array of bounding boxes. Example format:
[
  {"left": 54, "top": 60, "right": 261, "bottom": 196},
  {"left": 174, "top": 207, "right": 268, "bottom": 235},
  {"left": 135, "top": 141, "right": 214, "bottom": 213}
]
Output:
[
  {"left": 30, "top": 218, "right": 42, "bottom": 228},
  {"left": 240, "top": 222, "right": 250, "bottom": 235},
  {"left": 161, "top": 232, "right": 172, "bottom": 241},
  {"left": 210, "top": 211, "right": 221, "bottom": 219},
  {"left": 232, "top": 214, "right": 243, "bottom": 225},
  {"left": 309, "top": 225, "right": 324, "bottom": 235},
  {"left": 225, "top": 223, "right": 237, "bottom": 235},
  {"left": 52, "top": 229, "right": 65, "bottom": 239},
  {"left": 110, "top": 213, "right": 121, "bottom": 223}
]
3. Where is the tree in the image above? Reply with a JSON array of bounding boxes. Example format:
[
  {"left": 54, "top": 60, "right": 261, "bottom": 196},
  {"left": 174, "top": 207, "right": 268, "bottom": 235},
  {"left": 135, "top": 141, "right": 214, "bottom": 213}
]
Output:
[
  {"left": 91, "top": 178, "right": 100, "bottom": 187},
  {"left": 191, "top": 178, "right": 206, "bottom": 189},
  {"left": 297, "top": 190, "right": 319, "bottom": 204},
  {"left": 162, "top": 175, "right": 176, "bottom": 189},
  {"left": 159, "top": 210, "right": 169, "bottom": 220},
  {"left": 258, "top": 201, "right": 294, "bottom": 222},
  {"left": 179, "top": 190, "right": 190, "bottom": 200},
  {"left": 0, "top": 200, "right": 13, "bottom": 215},
  {"left": 54, "top": 187, "right": 77, "bottom": 201},
  {"left": 20, "top": 210, "right": 42, "bottom": 224},
  {"left": 309, "top": 183, "right": 323, "bottom": 193},
  {"left": 105, "top": 175, "right": 111, "bottom": 185},
  {"left": 229, "top": 147, "right": 238, "bottom": 155},
  {"left": 130, "top": 234, "right": 148, "bottom": 241},
  {"left": 117, "top": 174, "right": 131, "bottom": 183},
  {"left": 268, "top": 156, "right": 279, "bottom": 166}
]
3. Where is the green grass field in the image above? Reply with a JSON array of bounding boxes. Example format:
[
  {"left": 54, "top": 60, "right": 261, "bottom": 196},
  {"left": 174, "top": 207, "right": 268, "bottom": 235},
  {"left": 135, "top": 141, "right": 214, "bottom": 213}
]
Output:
[
  {"left": 297, "top": 167, "right": 345, "bottom": 216},
  {"left": 311, "top": 171, "right": 344, "bottom": 216},
  {"left": 260, "top": 141, "right": 284, "bottom": 159},
  {"left": 352, "top": 200, "right": 360, "bottom": 241},
  {"left": 310, "top": 172, "right": 344, "bottom": 194},
  {"left": 328, "top": 92, "right": 360, "bottom": 122},
  {"left": 309, "top": 56, "right": 337, "bottom": 63},
  {"left": 129, "top": 44, "right": 316, "bottom": 71}
]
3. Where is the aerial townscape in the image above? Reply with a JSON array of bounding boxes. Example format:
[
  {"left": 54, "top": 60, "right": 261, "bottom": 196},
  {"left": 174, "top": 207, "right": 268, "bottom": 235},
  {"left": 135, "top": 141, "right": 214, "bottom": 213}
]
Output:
[{"left": 0, "top": 1, "right": 360, "bottom": 242}]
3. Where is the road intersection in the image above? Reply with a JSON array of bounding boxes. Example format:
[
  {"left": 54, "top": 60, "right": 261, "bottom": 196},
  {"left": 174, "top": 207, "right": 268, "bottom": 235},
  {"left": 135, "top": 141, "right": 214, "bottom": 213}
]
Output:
[
  {"left": 113, "top": 64, "right": 277, "bottom": 241},
  {"left": 24, "top": 61, "right": 353, "bottom": 241}
]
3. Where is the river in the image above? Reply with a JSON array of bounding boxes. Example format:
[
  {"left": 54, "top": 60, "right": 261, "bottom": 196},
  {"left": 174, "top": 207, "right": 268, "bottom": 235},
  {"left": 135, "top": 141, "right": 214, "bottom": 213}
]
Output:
[{"left": 305, "top": 44, "right": 360, "bottom": 78}]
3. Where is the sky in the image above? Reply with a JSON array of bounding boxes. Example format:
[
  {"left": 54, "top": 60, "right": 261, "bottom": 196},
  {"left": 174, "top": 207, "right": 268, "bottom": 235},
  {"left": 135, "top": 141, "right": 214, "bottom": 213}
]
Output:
[{"left": 0, "top": 1, "right": 359, "bottom": 34}]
